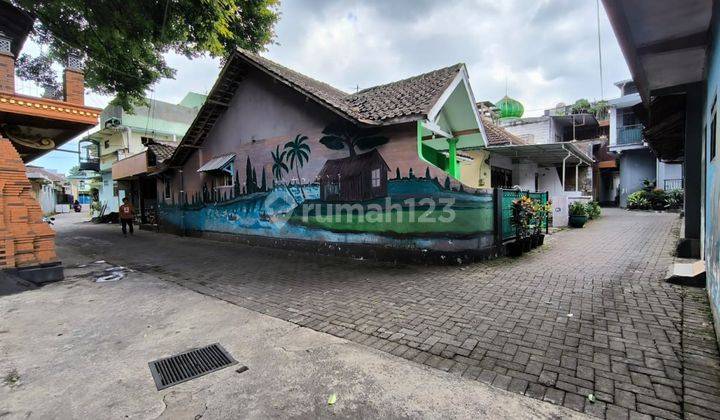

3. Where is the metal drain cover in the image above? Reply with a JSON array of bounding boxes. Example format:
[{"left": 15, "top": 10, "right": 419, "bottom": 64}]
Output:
[{"left": 149, "top": 343, "right": 237, "bottom": 390}]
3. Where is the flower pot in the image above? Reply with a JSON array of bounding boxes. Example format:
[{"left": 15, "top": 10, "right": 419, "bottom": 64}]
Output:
[
  {"left": 531, "top": 234, "right": 539, "bottom": 248},
  {"left": 521, "top": 237, "right": 532, "bottom": 252},
  {"left": 507, "top": 240, "right": 523, "bottom": 257},
  {"left": 569, "top": 214, "right": 588, "bottom": 228},
  {"left": 537, "top": 234, "right": 545, "bottom": 246}
]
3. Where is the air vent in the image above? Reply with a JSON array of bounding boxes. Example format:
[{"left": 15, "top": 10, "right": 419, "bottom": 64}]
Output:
[{"left": 148, "top": 343, "right": 237, "bottom": 390}]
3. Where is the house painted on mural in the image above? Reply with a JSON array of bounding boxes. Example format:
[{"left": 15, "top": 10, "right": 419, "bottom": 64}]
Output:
[
  {"left": 602, "top": 0, "right": 718, "bottom": 343},
  {"left": 606, "top": 80, "right": 684, "bottom": 207},
  {"left": 156, "top": 48, "right": 503, "bottom": 260},
  {"left": 25, "top": 165, "right": 69, "bottom": 215},
  {"left": 83, "top": 92, "right": 205, "bottom": 214}
]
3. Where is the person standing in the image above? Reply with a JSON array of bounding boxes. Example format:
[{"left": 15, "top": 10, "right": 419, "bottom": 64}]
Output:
[{"left": 119, "top": 197, "right": 135, "bottom": 236}]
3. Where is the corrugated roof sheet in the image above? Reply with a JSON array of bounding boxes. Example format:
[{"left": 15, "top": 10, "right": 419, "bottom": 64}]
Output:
[{"left": 197, "top": 154, "right": 235, "bottom": 172}]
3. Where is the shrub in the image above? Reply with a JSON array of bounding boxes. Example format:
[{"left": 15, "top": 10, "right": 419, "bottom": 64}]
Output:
[
  {"left": 627, "top": 191, "right": 650, "bottom": 209},
  {"left": 569, "top": 201, "right": 587, "bottom": 216},
  {"left": 646, "top": 188, "right": 668, "bottom": 210},
  {"left": 666, "top": 189, "right": 684, "bottom": 209},
  {"left": 585, "top": 201, "right": 601, "bottom": 219}
]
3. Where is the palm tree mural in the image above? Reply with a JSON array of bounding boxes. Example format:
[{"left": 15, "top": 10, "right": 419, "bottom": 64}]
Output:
[
  {"left": 271, "top": 145, "right": 288, "bottom": 182},
  {"left": 283, "top": 134, "right": 311, "bottom": 198},
  {"left": 318, "top": 122, "right": 388, "bottom": 157}
]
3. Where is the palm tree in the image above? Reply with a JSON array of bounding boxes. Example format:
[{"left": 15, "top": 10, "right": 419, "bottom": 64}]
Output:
[
  {"left": 271, "top": 145, "right": 288, "bottom": 183},
  {"left": 284, "top": 134, "right": 311, "bottom": 197}
]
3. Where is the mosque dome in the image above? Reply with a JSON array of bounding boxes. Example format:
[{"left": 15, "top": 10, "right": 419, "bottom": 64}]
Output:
[{"left": 496, "top": 96, "right": 524, "bottom": 119}]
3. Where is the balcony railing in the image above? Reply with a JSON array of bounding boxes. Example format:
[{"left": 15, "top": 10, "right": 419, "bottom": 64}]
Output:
[
  {"left": 616, "top": 124, "right": 644, "bottom": 145},
  {"left": 664, "top": 178, "right": 683, "bottom": 191}
]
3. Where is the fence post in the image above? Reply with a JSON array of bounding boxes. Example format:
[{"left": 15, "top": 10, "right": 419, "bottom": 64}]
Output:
[{"left": 493, "top": 188, "right": 502, "bottom": 245}]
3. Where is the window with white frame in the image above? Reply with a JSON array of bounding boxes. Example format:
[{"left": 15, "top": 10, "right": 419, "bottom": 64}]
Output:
[{"left": 371, "top": 168, "right": 381, "bottom": 188}]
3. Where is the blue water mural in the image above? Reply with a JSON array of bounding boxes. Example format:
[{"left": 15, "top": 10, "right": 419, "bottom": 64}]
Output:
[{"left": 159, "top": 179, "right": 496, "bottom": 252}]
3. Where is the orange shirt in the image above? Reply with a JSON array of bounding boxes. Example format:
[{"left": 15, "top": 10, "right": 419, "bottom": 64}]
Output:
[{"left": 119, "top": 203, "right": 134, "bottom": 219}]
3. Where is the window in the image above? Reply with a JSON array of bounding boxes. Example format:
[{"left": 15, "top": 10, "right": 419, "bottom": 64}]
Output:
[
  {"left": 371, "top": 168, "right": 381, "bottom": 188},
  {"left": 164, "top": 178, "right": 171, "bottom": 199},
  {"left": 491, "top": 166, "right": 513, "bottom": 188},
  {"left": 325, "top": 183, "right": 339, "bottom": 196},
  {"left": 216, "top": 162, "right": 234, "bottom": 187},
  {"left": 104, "top": 140, "right": 110, "bottom": 149},
  {"left": 711, "top": 99, "right": 717, "bottom": 161}
]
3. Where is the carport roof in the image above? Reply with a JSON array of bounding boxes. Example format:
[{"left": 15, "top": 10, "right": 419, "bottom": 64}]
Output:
[{"left": 487, "top": 141, "right": 594, "bottom": 167}]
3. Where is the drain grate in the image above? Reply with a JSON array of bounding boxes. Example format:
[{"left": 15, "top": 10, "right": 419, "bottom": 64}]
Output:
[{"left": 148, "top": 343, "right": 237, "bottom": 390}]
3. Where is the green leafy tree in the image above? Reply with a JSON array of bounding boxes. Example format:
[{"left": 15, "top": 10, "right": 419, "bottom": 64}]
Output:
[
  {"left": 67, "top": 165, "right": 81, "bottom": 176},
  {"left": 571, "top": 99, "right": 592, "bottom": 114},
  {"left": 271, "top": 145, "right": 288, "bottom": 181},
  {"left": 319, "top": 122, "right": 388, "bottom": 157},
  {"left": 12, "top": 0, "right": 279, "bottom": 110}
]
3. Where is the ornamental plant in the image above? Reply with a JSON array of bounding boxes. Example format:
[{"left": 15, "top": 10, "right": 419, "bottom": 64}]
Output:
[
  {"left": 511, "top": 196, "right": 535, "bottom": 238},
  {"left": 569, "top": 201, "right": 588, "bottom": 217},
  {"left": 585, "top": 201, "right": 601, "bottom": 219}
]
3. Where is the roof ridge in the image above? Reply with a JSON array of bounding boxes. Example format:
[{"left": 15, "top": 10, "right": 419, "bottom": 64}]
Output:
[
  {"left": 235, "top": 48, "right": 350, "bottom": 98},
  {"left": 350, "top": 63, "right": 464, "bottom": 97}
]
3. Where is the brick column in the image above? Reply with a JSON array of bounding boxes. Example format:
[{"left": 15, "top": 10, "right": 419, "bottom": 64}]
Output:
[
  {"left": 63, "top": 69, "right": 84, "bottom": 106},
  {"left": 0, "top": 138, "right": 58, "bottom": 269},
  {"left": 0, "top": 51, "right": 14, "bottom": 94}
]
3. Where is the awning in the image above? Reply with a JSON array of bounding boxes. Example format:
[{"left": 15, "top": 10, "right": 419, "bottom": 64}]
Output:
[
  {"left": 197, "top": 154, "right": 235, "bottom": 173},
  {"left": 487, "top": 141, "right": 595, "bottom": 166}
]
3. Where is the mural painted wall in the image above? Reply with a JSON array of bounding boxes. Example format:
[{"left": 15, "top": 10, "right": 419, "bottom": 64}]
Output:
[
  {"left": 157, "top": 68, "right": 498, "bottom": 256},
  {"left": 703, "top": 17, "right": 720, "bottom": 344}
]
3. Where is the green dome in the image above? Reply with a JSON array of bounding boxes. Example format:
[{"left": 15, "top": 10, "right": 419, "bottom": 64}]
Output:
[{"left": 496, "top": 96, "right": 524, "bottom": 119}]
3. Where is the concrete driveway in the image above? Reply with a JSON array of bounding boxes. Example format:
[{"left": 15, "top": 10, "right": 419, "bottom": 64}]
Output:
[{"left": 6, "top": 208, "right": 719, "bottom": 419}]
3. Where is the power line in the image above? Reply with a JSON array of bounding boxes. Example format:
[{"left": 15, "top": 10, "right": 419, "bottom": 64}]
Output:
[{"left": 596, "top": 0, "right": 605, "bottom": 100}]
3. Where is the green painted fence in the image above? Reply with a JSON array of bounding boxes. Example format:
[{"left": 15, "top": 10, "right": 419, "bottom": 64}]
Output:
[{"left": 498, "top": 189, "right": 549, "bottom": 242}]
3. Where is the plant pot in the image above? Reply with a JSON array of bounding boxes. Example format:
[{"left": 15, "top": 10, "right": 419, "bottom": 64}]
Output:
[
  {"left": 537, "top": 234, "right": 545, "bottom": 246},
  {"left": 569, "top": 214, "right": 588, "bottom": 228},
  {"left": 530, "top": 234, "right": 539, "bottom": 248},
  {"left": 507, "top": 240, "right": 523, "bottom": 257},
  {"left": 521, "top": 237, "right": 532, "bottom": 252}
]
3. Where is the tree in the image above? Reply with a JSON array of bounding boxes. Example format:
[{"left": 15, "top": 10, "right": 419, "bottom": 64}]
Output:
[
  {"left": 67, "top": 165, "right": 81, "bottom": 176},
  {"left": 571, "top": 99, "right": 592, "bottom": 114},
  {"left": 424, "top": 167, "right": 431, "bottom": 180},
  {"left": 284, "top": 134, "right": 310, "bottom": 184},
  {"left": 271, "top": 145, "right": 288, "bottom": 182},
  {"left": 260, "top": 167, "right": 267, "bottom": 192},
  {"left": 12, "top": 1, "right": 280, "bottom": 110},
  {"left": 319, "top": 122, "right": 388, "bottom": 157}
]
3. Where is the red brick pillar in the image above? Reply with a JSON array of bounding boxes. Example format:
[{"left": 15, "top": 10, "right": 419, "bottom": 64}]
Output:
[
  {"left": 0, "top": 138, "right": 58, "bottom": 269},
  {"left": 63, "top": 68, "right": 84, "bottom": 106},
  {"left": 0, "top": 51, "right": 14, "bottom": 94}
]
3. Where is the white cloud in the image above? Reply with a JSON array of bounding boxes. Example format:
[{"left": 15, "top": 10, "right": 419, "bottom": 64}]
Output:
[{"left": 31, "top": 0, "right": 629, "bottom": 174}]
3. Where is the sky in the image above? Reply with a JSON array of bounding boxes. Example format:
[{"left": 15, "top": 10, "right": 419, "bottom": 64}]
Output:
[{"left": 30, "top": 0, "right": 629, "bottom": 175}]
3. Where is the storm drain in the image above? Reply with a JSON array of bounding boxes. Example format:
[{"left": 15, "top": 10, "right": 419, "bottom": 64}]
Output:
[{"left": 148, "top": 343, "right": 237, "bottom": 390}]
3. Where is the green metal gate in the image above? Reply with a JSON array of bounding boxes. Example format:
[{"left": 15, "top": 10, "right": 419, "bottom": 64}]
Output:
[{"left": 496, "top": 189, "right": 549, "bottom": 242}]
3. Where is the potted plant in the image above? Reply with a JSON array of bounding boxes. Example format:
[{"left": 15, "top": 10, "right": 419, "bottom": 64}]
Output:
[
  {"left": 508, "top": 196, "right": 531, "bottom": 256},
  {"left": 568, "top": 201, "right": 588, "bottom": 228},
  {"left": 531, "top": 200, "right": 551, "bottom": 246}
]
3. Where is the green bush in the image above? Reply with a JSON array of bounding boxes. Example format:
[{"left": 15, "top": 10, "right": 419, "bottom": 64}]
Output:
[
  {"left": 569, "top": 201, "right": 587, "bottom": 216},
  {"left": 585, "top": 201, "right": 601, "bottom": 219},
  {"left": 646, "top": 188, "right": 668, "bottom": 210},
  {"left": 627, "top": 191, "right": 650, "bottom": 209},
  {"left": 666, "top": 189, "right": 684, "bottom": 209}
]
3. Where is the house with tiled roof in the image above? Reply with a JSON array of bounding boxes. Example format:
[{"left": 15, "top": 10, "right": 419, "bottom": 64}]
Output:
[
  {"left": 25, "top": 165, "right": 69, "bottom": 215},
  {"left": 152, "top": 49, "right": 556, "bottom": 260}
]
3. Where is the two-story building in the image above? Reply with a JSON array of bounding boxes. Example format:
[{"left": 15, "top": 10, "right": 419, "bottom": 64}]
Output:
[
  {"left": 84, "top": 93, "right": 205, "bottom": 214},
  {"left": 607, "top": 80, "right": 684, "bottom": 207}
]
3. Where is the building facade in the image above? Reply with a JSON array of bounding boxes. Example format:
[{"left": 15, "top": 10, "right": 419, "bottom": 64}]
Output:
[
  {"left": 87, "top": 92, "right": 205, "bottom": 214},
  {"left": 607, "top": 80, "right": 684, "bottom": 207}
]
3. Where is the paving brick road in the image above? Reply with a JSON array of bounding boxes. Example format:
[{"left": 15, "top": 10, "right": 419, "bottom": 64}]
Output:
[{"left": 57, "top": 208, "right": 720, "bottom": 419}]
